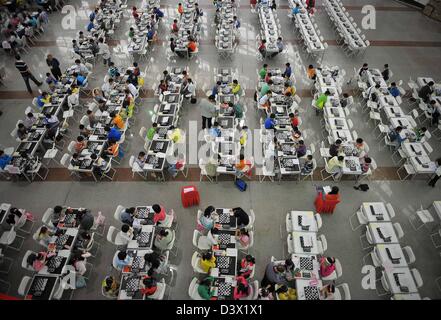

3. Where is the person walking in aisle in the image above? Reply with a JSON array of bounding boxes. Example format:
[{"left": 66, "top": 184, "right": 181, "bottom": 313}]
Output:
[
  {"left": 46, "top": 54, "right": 62, "bottom": 80},
  {"left": 200, "top": 95, "right": 217, "bottom": 130},
  {"left": 15, "top": 54, "right": 43, "bottom": 94}
]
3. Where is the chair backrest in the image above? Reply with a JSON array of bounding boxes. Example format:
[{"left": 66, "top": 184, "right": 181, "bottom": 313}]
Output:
[
  {"left": 315, "top": 213, "right": 323, "bottom": 229},
  {"left": 423, "top": 141, "right": 433, "bottom": 154},
  {"left": 22, "top": 250, "right": 36, "bottom": 270},
  {"left": 318, "top": 234, "right": 328, "bottom": 252},
  {"left": 18, "top": 276, "right": 32, "bottom": 296},
  {"left": 285, "top": 213, "right": 293, "bottom": 233},
  {"left": 80, "top": 115, "right": 89, "bottom": 126},
  {"left": 386, "top": 203, "right": 395, "bottom": 219},
  {"left": 251, "top": 281, "right": 259, "bottom": 300},
  {"left": 287, "top": 234, "right": 294, "bottom": 254},
  {"left": 338, "top": 283, "right": 351, "bottom": 300},
  {"left": 335, "top": 258, "right": 343, "bottom": 277},
  {"left": 248, "top": 209, "right": 256, "bottom": 228},
  {"left": 139, "top": 126, "right": 147, "bottom": 140},
  {"left": 60, "top": 153, "right": 72, "bottom": 168},
  {"left": 129, "top": 155, "right": 135, "bottom": 169},
  {"left": 393, "top": 222, "right": 404, "bottom": 239},
  {"left": 191, "top": 251, "right": 202, "bottom": 272},
  {"left": 42, "top": 207, "right": 54, "bottom": 226},
  {"left": 192, "top": 230, "right": 200, "bottom": 248},
  {"left": 114, "top": 205, "right": 125, "bottom": 222},
  {"left": 67, "top": 141, "right": 76, "bottom": 155},
  {"left": 403, "top": 246, "right": 416, "bottom": 264},
  {"left": 370, "top": 158, "right": 378, "bottom": 170},
  {"left": 106, "top": 226, "right": 117, "bottom": 244},
  {"left": 411, "top": 268, "right": 423, "bottom": 288},
  {"left": 188, "top": 277, "right": 203, "bottom": 300}
]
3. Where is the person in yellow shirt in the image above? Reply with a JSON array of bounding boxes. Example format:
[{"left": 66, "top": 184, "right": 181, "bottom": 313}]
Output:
[
  {"left": 239, "top": 126, "right": 248, "bottom": 146},
  {"left": 283, "top": 83, "right": 296, "bottom": 97},
  {"left": 230, "top": 79, "right": 241, "bottom": 95},
  {"left": 199, "top": 251, "right": 216, "bottom": 273},
  {"left": 110, "top": 111, "right": 125, "bottom": 130},
  {"left": 168, "top": 126, "right": 183, "bottom": 143},
  {"left": 326, "top": 155, "right": 345, "bottom": 180},
  {"left": 276, "top": 285, "right": 297, "bottom": 300}
]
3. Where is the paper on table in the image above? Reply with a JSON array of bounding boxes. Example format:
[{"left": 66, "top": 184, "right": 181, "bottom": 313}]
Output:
[
  {"left": 211, "top": 268, "right": 219, "bottom": 277},
  {"left": 226, "top": 248, "right": 237, "bottom": 256},
  {"left": 183, "top": 187, "right": 194, "bottom": 193}
]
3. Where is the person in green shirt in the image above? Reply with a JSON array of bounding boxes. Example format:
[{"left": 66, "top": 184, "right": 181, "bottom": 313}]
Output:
[
  {"left": 198, "top": 276, "right": 215, "bottom": 300},
  {"left": 412, "top": 126, "right": 427, "bottom": 142},
  {"left": 259, "top": 64, "right": 268, "bottom": 79},
  {"left": 260, "top": 79, "right": 272, "bottom": 97},
  {"left": 233, "top": 102, "right": 243, "bottom": 119},
  {"left": 147, "top": 123, "right": 158, "bottom": 141},
  {"left": 314, "top": 90, "right": 330, "bottom": 115},
  {"left": 129, "top": 27, "right": 135, "bottom": 38}
]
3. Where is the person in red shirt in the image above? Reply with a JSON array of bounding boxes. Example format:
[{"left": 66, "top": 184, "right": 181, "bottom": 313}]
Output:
[
  {"left": 152, "top": 204, "right": 166, "bottom": 224},
  {"left": 139, "top": 272, "right": 158, "bottom": 297},
  {"left": 319, "top": 257, "right": 336, "bottom": 278},
  {"left": 132, "top": 6, "right": 139, "bottom": 20},
  {"left": 233, "top": 276, "right": 250, "bottom": 300},
  {"left": 171, "top": 19, "right": 179, "bottom": 33},
  {"left": 289, "top": 112, "right": 300, "bottom": 128},
  {"left": 258, "top": 40, "right": 266, "bottom": 57},
  {"left": 238, "top": 255, "right": 255, "bottom": 279}
]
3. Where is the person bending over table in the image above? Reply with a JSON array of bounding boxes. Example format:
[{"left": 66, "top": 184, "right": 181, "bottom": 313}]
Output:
[
  {"left": 314, "top": 90, "right": 330, "bottom": 116},
  {"left": 307, "top": 64, "right": 317, "bottom": 81},
  {"left": 320, "top": 283, "right": 335, "bottom": 300},
  {"left": 234, "top": 276, "right": 251, "bottom": 300},
  {"left": 152, "top": 204, "right": 166, "bottom": 225},
  {"left": 154, "top": 228, "right": 174, "bottom": 251},
  {"left": 198, "top": 206, "right": 215, "bottom": 234},
  {"left": 428, "top": 158, "right": 441, "bottom": 188},
  {"left": 198, "top": 276, "right": 216, "bottom": 300},
  {"left": 258, "top": 91, "right": 272, "bottom": 111},
  {"left": 200, "top": 95, "right": 217, "bottom": 130},
  {"left": 418, "top": 81, "right": 434, "bottom": 103},
  {"left": 261, "top": 262, "right": 289, "bottom": 289},
  {"left": 387, "top": 126, "right": 405, "bottom": 150},
  {"left": 102, "top": 276, "right": 120, "bottom": 298},
  {"left": 232, "top": 207, "right": 250, "bottom": 229},
  {"left": 199, "top": 251, "right": 216, "bottom": 273},
  {"left": 326, "top": 156, "right": 345, "bottom": 180},
  {"left": 235, "top": 228, "right": 250, "bottom": 247},
  {"left": 238, "top": 255, "right": 256, "bottom": 279},
  {"left": 140, "top": 271, "right": 158, "bottom": 297},
  {"left": 234, "top": 155, "right": 251, "bottom": 179},
  {"left": 113, "top": 251, "right": 130, "bottom": 271},
  {"left": 264, "top": 113, "right": 276, "bottom": 130}
]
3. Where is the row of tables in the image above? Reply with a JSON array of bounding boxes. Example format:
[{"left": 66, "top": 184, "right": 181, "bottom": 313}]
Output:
[
  {"left": 362, "top": 68, "right": 437, "bottom": 176},
  {"left": 215, "top": 0, "right": 237, "bottom": 58},
  {"left": 324, "top": 0, "right": 369, "bottom": 54},
  {"left": 174, "top": 0, "right": 200, "bottom": 58},
  {"left": 360, "top": 202, "right": 422, "bottom": 300},
  {"left": 257, "top": 5, "right": 280, "bottom": 55},
  {"left": 316, "top": 66, "right": 364, "bottom": 177}
]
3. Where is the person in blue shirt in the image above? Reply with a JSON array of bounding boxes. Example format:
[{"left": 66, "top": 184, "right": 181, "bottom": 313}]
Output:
[
  {"left": 147, "top": 25, "right": 155, "bottom": 41},
  {"left": 212, "top": 81, "right": 222, "bottom": 97},
  {"left": 388, "top": 126, "right": 405, "bottom": 149},
  {"left": 153, "top": 7, "right": 164, "bottom": 20},
  {"left": 0, "top": 150, "right": 12, "bottom": 170},
  {"left": 113, "top": 251, "right": 130, "bottom": 270},
  {"left": 89, "top": 9, "right": 97, "bottom": 21},
  {"left": 291, "top": 3, "right": 301, "bottom": 15},
  {"left": 264, "top": 113, "right": 276, "bottom": 130},
  {"left": 209, "top": 122, "right": 221, "bottom": 138},
  {"left": 388, "top": 82, "right": 401, "bottom": 98},
  {"left": 233, "top": 16, "right": 240, "bottom": 29},
  {"left": 36, "top": 91, "right": 50, "bottom": 107},
  {"left": 108, "top": 62, "right": 120, "bottom": 78},
  {"left": 282, "top": 62, "right": 292, "bottom": 79},
  {"left": 105, "top": 125, "right": 122, "bottom": 142},
  {"left": 73, "top": 72, "right": 86, "bottom": 87},
  {"left": 120, "top": 207, "right": 135, "bottom": 226},
  {"left": 87, "top": 19, "right": 95, "bottom": 32}
]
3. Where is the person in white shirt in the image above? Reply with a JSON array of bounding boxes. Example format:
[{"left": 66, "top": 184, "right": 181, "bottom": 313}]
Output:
[
  {"left": 183, "top": 78, "right": 196, "bottom": 98},
  {"left": 24, "top": 112, "right": 37, "bottom": 129},
  {"left": 68, "top": 90, "right": 80, "bottom": 107},
  {"left": 259, "top": 91, "right": 272, "bottom": 110},
  {"left": 98, "top": 37, "right": 111, "bottom": 66},
  {"left": 101, "top": 78, "right": 114, "bottom": 98},
  {"left": 366, "top": 84, "right": 380, "bottom": 101},
  {"left": 117, "top": 224, "right": 134, "bottom": 245},
  {"left": 125, "top": 79, "right": 138, "bottom": 97},
  {"left": 72, "top": 59, "right": 89, "bottom": 76}
]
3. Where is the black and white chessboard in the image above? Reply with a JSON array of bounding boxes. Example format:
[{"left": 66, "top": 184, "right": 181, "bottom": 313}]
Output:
[
  {"left": 217, "top": 256, "right": 230, "bottom": 269},
  {"left": 218, "top": 233, "right": 231, "bottom": 244},
  {"left": 32, "top": 278, "right": 48, "bottom": 292},
  {"left": 137, "top": 207, "right": 150, "bottom": 219},
  {"left": 299, "top": 257, "right": 314, "bottom": 270},
  {"left": 217, "top": 282, "right": 232, "bottom": 297},
  {"left": 131, "top": 256, "right": 145, "bottom": 270},
  {"left": 304, "top": 286, "right": 320, "bottom": 300},
  {"left": 126, "top": 277, "right": 139, "bottom": 292},
  {"left": 218, "top": 213, "right": 230, "bottom": 224},
  {"left": 138, "top": 232, "right": 152, "bottom": 247}
]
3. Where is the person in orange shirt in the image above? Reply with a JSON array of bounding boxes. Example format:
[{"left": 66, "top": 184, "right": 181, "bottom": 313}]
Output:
[
  {"left": 235, "top": 154, "right": 250, "bottom": 178},
  {"left": 177, "top": 3, "right": 184, "bottom": 14},
  {"left": 187, "top": 40, "right": 197, "bottom": 54},
  {"left": 110, "top": 111, "right": 124, "bottom": 130},
  {"left": 307, "top": 64, "right": 317, "bottom": 80},
  {"left": 74, "top": 135, "right": 87, "bottom": 153},
  {"left": 105, "top": 140, "right": 119, "bottom": 158}
]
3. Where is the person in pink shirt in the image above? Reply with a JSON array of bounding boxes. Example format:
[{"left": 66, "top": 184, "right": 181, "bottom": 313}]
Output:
[
  {"left": 319, "top": 257, "right": 336, "bottom": 277},
  {"left": 152, "top": 204, "right": 166, "bottom": 224},
  {"left": 233, "top": 276, "right": 250, "bottom": 300},
  {"left": 32, "top": 252, "right": 48, "bottom": 272}
]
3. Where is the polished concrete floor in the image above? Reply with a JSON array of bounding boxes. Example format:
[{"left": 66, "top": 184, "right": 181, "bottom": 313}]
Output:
[{"left": 0, "top": 0, "right": 440, "bottom": 300}]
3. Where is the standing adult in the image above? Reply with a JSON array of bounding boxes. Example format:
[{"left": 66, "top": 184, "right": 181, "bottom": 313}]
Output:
[
  {"left": 428, "top": 158, "right": 441, "bottom": 188},
  {"left": 200, "top": 95, "right": 217, "bottom": 130},
  {"left": 46, "top": 54, "right": 62, "bottom": 80},
  {"left": 15, "top": 54, "right": 43, "bottom": 94}
]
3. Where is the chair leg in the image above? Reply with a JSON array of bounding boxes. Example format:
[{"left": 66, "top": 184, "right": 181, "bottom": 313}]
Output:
[
  {"left": 408, "top": 214, "right": 424, "bottom": 231},
  {"left": 375, "top": 279, "right": 389, "bottom": 297},
  {"left": 360, "top": 234, "right": 372, "bottom": 250}
]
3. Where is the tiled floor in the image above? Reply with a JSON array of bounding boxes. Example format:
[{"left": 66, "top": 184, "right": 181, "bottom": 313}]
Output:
[{"left": 0, "top": 0, "right": 440, "bottom": 300}]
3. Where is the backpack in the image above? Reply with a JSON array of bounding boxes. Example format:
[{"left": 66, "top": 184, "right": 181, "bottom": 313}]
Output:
[
  {"left": 191, "top": 97, "right": 197, "bottom": 104},
  {"left": 359, "top": 184, "right": 369, "bottom": 191},
  {"left": 235, "top": 179, "right": 247, "bottom": 192}
]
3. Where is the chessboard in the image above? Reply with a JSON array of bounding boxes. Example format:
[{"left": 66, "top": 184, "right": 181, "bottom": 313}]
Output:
[
  {"left": 131, "top": 256, "right": 145, "bottom": 271},
  {"left": 217, "top": 281, "right": 233, "bottom": 299},
  {"left": 216, "top": 256, "right": 236, "bottom": 276},
  {"left": 303, "top": 285, "right": 320, "bottom": 300},
  {"left": 136, "top": 207, "right": 152, "bottom": 219},
  {"left": 55, "top": 233, "right": 69, "bottom": 248},
  {"left": 137, "top": 232, "right": 152, "bottom": 248},
  {"left": 125, "top": 276, "right": 140, "bottom": 293},
  {"left": 218, "top": 213, "right": 230, "bottom": 224},
  {"left": 47, "top": 256, "right": 64, "bottom": 273},
  {"left": 32, "top": 277, "right": 48, "bottom": 292},
  {"left": 217, "top": 233, "right": 231, "bottom": 244},
  {"left": 280, "top": 158, "right": 300, "bottom": 172},
  {"left": 299, "top": 257, "right": 314, "bottom": 270}
]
